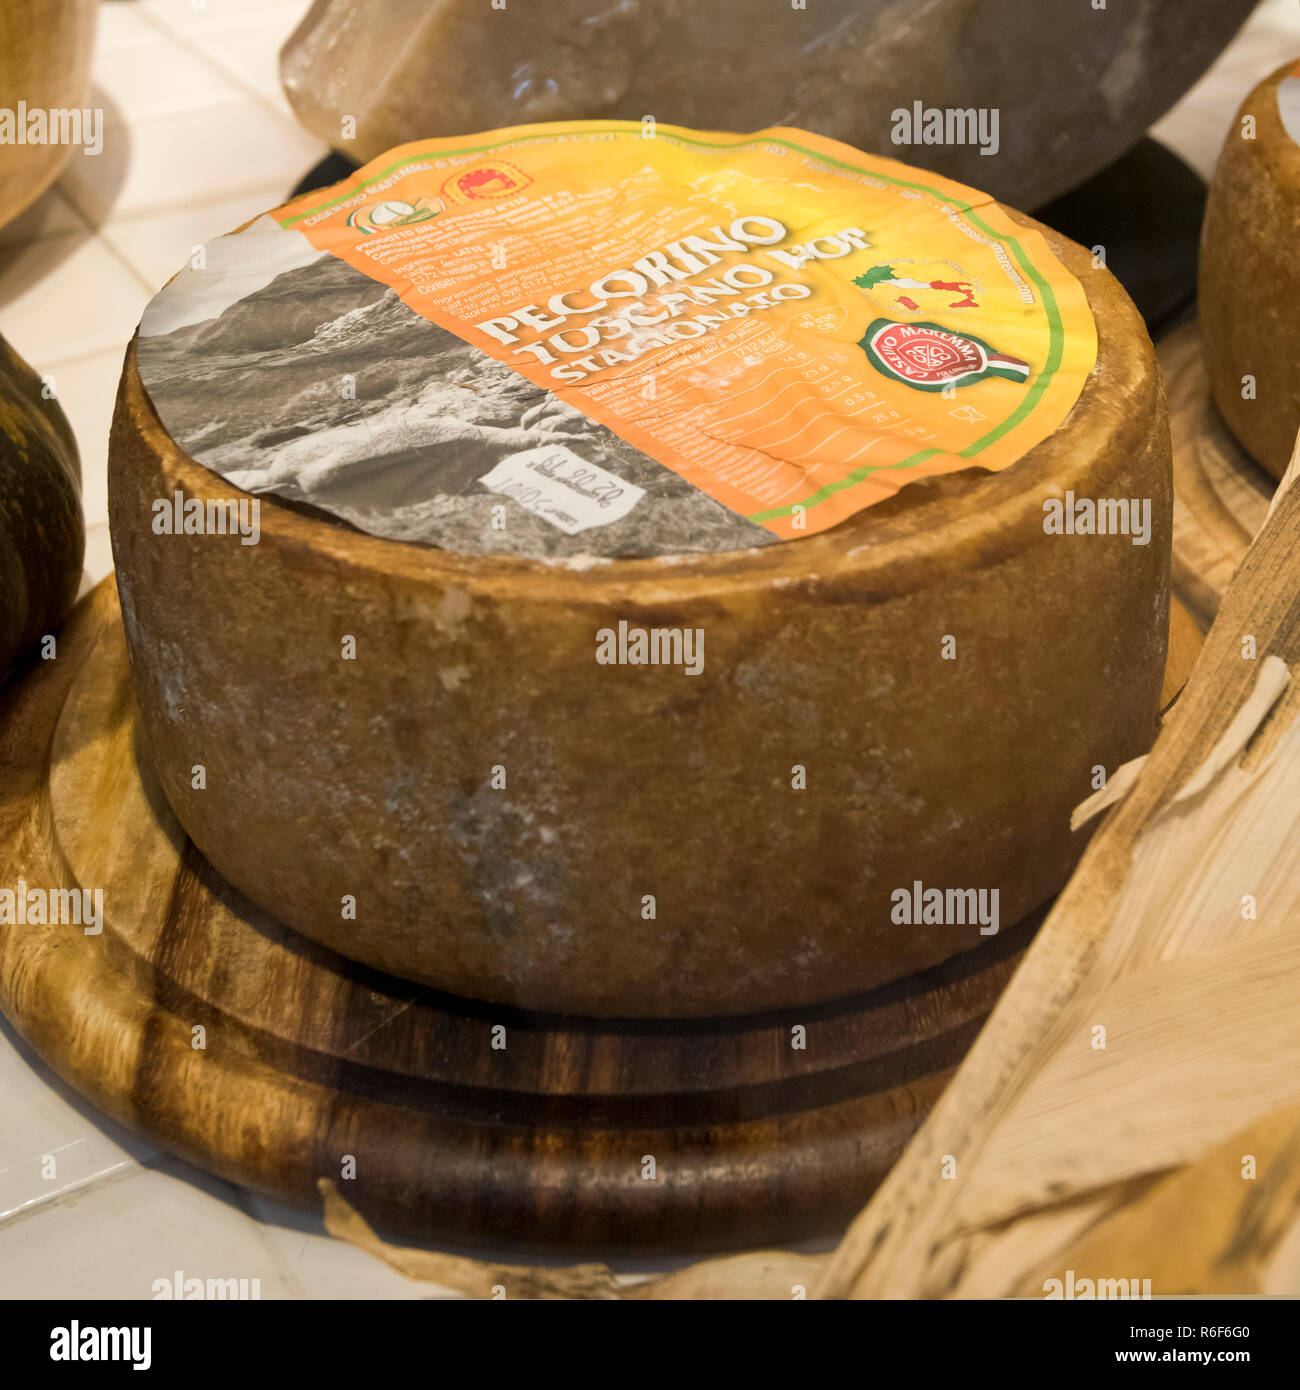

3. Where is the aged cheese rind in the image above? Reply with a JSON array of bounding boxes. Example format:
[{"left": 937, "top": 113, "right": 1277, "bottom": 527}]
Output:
[
  {"left": 109, "top": 212, "right": 1171, "bottom": 1018},
  {"left": 279, "top": 0, "right": 1255, "bottom": 211},
  {"left": 1, "top": 332, "right": 83, "bottom": 680},
  {"left": 1200, "top": 60, "right": 1300, "bottom": 481}
]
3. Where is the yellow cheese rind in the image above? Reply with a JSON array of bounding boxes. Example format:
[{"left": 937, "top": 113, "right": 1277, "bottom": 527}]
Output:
[{"left": 1200, "top": 60, "right": 1300, "bottom": 481}]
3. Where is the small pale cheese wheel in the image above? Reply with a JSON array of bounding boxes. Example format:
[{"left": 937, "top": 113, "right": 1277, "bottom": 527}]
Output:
[
  {"left": 110, "top": 143, "right": 1171, "bottom": 1018},
  {"left": 1200, "top": 59, "right": 1300, "bottom": 481}
]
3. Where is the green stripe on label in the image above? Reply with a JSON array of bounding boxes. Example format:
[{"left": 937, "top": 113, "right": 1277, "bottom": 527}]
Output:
[{"left": 278, "top": 125, "right": 1073, "bottom": 529}]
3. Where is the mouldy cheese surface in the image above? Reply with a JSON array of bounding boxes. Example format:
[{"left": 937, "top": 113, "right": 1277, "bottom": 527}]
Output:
[
  {"left": 1200, "top": 60, "right": 1300, "bottom": 481},
  {"left": 109, "top": 124, "right": 1172, "bottom": 1017},
  {"left": 278, "top": 0, "right": 1257, "bottom": 211}
]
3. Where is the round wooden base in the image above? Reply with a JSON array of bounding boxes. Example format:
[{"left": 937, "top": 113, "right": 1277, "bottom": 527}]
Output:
[
  {"left": 1160, "top": 321, "right": 1276, "bottom": 631},
  {"left": 0, "top": 581, "right": 1053, "bottom": 1255}
]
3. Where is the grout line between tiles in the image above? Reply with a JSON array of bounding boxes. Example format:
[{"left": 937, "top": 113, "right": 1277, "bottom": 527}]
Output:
[
  {"left": 0, "top": 186, "right": 99, "bottom": 256},
  {"left": 69, "top": 173, "right": 325, "bottom": 242},
  {"left": 0, "top": 1156, "right": 143, "bottom": 1233},
  {"left": 57, "top": 131, "right": 299, "bottom": 262},
  {"left": 34, "top": 341, "right": 131, "bottom": 375},
  {"left": 232, "top": 1185, "right": 312, "bottom": 1297},
  {"left": 97, "top": 187, "right": 291, "bottom": 238},
  {"left": 95, "top": 92, "right": 272, "bottom": 129},
  {"left": 93, "top": 232, "right": 165, "bottom": 296},
  {"left": 38, "top": 192, "right": 160, "bottom": 295},
  {"left": 133, "top": 5, "right": 310, "bottom": 133},
  {"left": 93, "top": 91, "right": 256, "bottom": 132}
]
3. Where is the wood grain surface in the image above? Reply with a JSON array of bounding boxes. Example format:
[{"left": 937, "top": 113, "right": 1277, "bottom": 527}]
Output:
[
  {"left": 817, "top": 445, "right": 1300, "bottom": 1298},
  {"left": 0, "top": 580, "right": 1202, "bottom": 1255},
  {"left": 1162, "top": 321, "right": 1275, "bottom": 630},
  {"left": 0, "top": 581, "right": 1045, "bottom": 1254}
]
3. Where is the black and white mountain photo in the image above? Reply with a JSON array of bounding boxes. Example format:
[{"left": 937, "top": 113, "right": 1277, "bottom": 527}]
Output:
[{"left": 137, "top": 217, "right": 775, "bottom": 559}]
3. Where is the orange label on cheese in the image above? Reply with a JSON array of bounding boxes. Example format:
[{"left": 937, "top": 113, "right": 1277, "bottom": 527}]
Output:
[{"left": 273, "top": 122, "right": 1097, "bottom": 544}]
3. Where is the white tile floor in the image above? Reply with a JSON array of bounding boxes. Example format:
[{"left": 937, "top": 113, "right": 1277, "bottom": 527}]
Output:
[{"left": 0, "top": 0, "right": 1298, "bottom": 1301}]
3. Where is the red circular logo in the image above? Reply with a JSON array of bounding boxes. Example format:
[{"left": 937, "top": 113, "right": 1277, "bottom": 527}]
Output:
[
  {"left": 443, "top": 163, "right": 531, "bottom": 201},
  {"left": 872, "top": 323, "right": 983, "bottom": 383}
]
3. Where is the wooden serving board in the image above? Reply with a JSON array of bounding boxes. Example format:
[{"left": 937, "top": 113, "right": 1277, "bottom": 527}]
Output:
[
  {"left": 1160, "top": 320, "right": 1276, "bottom": 631},
  {"left": 0, "top": 581, "right": 1200, "bottom": 1255}
]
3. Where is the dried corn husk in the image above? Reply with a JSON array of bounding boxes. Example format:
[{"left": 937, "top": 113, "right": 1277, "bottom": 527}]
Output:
[{"left": 325, "top": 438, "right": 1300, "bottom": 1299}]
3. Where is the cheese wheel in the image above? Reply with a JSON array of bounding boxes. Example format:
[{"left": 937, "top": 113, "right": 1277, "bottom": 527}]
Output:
[
  {"left": 1, "top": 332, "right": 83, "bottom": 681},
  {"left": 110, "top": 128, "right": 1171, "bottom": 1017},
  {"left": 1200, "top": 59, "right": 1300, "bottom": 481},
  {"left": 280, "top": 0, "right": 1257, "bottom": 211}
]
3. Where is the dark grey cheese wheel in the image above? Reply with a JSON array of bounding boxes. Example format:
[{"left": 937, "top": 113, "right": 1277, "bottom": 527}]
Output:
[{"left": 281, "top": 0, "right": 1256, "bottom": 209}]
